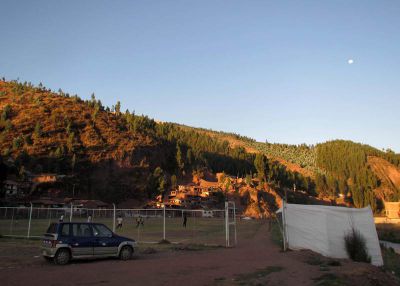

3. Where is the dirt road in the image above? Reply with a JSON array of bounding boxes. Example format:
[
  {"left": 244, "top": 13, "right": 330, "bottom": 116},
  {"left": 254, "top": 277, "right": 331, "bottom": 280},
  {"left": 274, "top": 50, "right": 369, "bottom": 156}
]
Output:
[{"left": 2, "top": 223, "right": 399, "bottom": 286}]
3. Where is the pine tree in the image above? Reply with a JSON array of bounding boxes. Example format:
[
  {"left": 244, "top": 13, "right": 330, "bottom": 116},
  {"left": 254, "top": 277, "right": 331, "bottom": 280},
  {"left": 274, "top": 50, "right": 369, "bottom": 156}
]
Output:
[
  {"left": 115, "top": 101, "right": 121, "bottom": 115},
  {"left": 171, "top": 175, "right": 177, "bottom": 190},
  {"left": 176, "top": 144, "right": 185, "bottom": 172},
  {"left": 34, "top": 122, "right": 42, "bottom": 138},
  {"left": 254, "top": 153, "right": 268, "bottom": 180}
]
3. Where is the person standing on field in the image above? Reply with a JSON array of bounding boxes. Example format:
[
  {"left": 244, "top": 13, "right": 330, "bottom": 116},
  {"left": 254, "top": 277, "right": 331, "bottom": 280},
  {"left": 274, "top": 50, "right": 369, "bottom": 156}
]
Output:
[
  {"left": 87, "top": 215, "right": 92, "bottom": 223},
  {"left": 136, "top": 216, "right": 144, "bottom": 228},
  {"left": 59, "top": 214, "right": 64, "bottom": 222},
  {"left": 183, "top": 212, "right": 187, "bottom": 228},
  {"left": 116, "top": 215, "right": 123, "bottom": 229}
]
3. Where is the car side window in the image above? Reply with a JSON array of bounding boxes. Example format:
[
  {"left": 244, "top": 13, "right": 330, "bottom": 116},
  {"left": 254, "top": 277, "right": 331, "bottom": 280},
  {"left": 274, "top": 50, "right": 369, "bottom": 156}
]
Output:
[
  {"left": 72, "top": 224, "right": 92, "bottom": 237},
  {"left": 92, "top": 224, "right": 112, "bottom": 237},
  {"left": 60, "top": 224, "right": 70, "bottom": 236}
]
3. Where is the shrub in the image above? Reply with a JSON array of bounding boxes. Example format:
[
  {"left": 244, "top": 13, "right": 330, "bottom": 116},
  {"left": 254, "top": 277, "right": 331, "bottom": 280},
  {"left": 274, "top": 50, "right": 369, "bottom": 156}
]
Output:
[
  {"left": 24, "top": 134, "right": 33, "bottom": 145},
  {"left": 5, "top": 120, "right": 12, "bottom": 132},
  {"left": 2, "top": 147, "right": 10, "bottom": 156},
  {"left": 34, "top": 122, "right": 42, "bottom": 138},
  {"left": 344, "top": 227, "right": 371, "bottom": 263},
  {"left": 1, "top": 104, "right": 12, "bottom": 121},
  {"left": 12, "top": 136, "right": 23, "bottom": 150}
]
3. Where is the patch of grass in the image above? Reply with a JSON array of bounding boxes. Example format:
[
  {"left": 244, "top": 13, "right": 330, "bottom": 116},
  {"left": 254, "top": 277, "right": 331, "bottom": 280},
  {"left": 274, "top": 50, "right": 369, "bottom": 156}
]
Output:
[
  {"left": 376, "top": 224, "right": 400, "bottom": 244},
  {"left": 326, "top": 260, "right": 341, "bottom": 267},
  {"left": 0, "top": 237, "right": 42, "bottom": 246},
  {"left": 173, "top": 243, "right": 222, "bottom": 251},
  {"left": 382, "top": 246, "right": 400, "bottom": 279},
  {"left": 319, "top": 265, "right": 330, "bottom": 272},
  {"left": 313, "top": 273, "right": 346, "bottom": 286},
  {"left": 306, "top": 256, "right": 342, "bottom": 270},
  {"left": 306, "top": 256, "right": 324, "bottom": 266},
  {"left": 140, "top": 247, "right": 157, "bottom": 254},
  {"left": 136, "top": 242, "right": 175, "bottom": 253},
  {"left": 158, "top": 239, "right": 171, "bottom": 244},
  {"left": 233, "top": 266, "right": 283, "bottom": 285},
  {"left": 270, "top": 221, "right": 283, "bottom": 249},
  {"left": 236, "top": 220, "right": 265, "bottom": 239}
]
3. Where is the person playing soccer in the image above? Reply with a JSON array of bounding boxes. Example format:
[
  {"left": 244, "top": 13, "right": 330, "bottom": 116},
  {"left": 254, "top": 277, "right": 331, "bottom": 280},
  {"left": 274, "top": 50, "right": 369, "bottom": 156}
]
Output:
[{"left": 116, "top": 215, "right": 123, "bottom": 229}]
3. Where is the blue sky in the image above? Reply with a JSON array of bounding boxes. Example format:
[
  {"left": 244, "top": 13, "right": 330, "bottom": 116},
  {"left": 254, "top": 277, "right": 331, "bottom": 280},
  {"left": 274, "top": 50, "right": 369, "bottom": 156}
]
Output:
[{"left": 1, "top": 1, "right": 399, "bottom": 151}]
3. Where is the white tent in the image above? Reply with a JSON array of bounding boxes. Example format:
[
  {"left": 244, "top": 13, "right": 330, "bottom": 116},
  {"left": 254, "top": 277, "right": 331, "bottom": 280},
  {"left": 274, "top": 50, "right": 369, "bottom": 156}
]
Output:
[{"left": 277, "top": 203, "right": 383, "bottom": 266}]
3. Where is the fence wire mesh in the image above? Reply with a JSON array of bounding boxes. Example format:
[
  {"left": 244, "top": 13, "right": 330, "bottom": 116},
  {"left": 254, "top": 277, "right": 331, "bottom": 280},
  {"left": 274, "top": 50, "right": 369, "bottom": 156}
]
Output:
[{"left": 0, "top": 206, "right": 233, "bottom": 246}]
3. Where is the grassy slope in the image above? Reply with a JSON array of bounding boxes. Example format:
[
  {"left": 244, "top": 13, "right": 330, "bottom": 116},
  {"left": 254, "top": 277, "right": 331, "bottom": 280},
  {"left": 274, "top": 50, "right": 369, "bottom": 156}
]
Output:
[
  {"left": 368, "top": 156, "right": 400, "bottom": 200},
  {"left": 174, "top": 124, "right": 314, "bottom": 178},
  {"left": 0, "top": 80, "right": 156, "bottom": 163},
  {"left": 175, "top": 125, "right": 400, "bottom": 202},
  {"left": 2, "top": 79, "right": 400, "bottom": 207}
]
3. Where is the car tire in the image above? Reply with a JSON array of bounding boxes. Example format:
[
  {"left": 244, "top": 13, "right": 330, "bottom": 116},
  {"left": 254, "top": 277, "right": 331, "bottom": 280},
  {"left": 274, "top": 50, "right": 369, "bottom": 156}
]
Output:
[
  {"left": 43, "top": 256, "right": 53, "bottom": 263},
  {"left": 119, "top": 246, "right": 133, "bottom": 261},
  {"left": 54, "top": 249, "right": 71, "bottom": 265}
]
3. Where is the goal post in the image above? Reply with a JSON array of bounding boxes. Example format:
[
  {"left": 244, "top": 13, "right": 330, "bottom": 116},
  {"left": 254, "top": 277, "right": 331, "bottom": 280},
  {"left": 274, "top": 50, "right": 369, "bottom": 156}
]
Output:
[{"left": 225, "top": 201, "right": 237, "bottom": 247}]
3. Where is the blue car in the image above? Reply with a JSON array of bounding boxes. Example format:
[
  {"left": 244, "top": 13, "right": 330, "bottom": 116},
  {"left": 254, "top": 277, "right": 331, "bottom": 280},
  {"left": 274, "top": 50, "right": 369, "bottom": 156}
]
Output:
[{"left": 41, "top": 222, "right": 137, "bottom": 265}]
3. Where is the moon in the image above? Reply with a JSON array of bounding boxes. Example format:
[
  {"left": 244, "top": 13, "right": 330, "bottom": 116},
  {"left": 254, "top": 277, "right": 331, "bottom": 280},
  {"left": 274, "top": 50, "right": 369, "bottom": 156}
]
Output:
[{"left": 348, "top": 59, "right": 354, "bottom": 64}]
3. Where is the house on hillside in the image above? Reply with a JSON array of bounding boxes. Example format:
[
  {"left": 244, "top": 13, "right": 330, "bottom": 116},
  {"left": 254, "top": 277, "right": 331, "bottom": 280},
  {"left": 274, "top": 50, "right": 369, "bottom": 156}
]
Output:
[
  {"left": 71, "top": 199, "right": 109, "bottom": 209},
  {"left": 166, "top": 180, "right": 223, "bottom": 208},
  {"left": 30, "top": 173, "right": 58, "bottom": 183},
  {"left": 3, "top": 180, "right": 30, "bottom": 200},
  {"left": 31, "top": 198, "right": 64, "bottom": 208},
  {"left": 384, "top": 202, "right": 400, "bottom": 219}
]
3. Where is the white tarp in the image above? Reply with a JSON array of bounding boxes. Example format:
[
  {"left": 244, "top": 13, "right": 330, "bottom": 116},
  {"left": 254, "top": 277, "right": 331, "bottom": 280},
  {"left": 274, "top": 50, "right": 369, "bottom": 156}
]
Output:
[{"left": 277, "top": 203, "right": 383, "bottom": 266}]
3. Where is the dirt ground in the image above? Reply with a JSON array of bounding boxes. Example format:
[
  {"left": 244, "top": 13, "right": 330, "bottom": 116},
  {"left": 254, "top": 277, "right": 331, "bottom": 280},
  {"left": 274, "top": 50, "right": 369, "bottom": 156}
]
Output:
[{"left": 1, "top": 222, "right": 399, "bottom": 286}]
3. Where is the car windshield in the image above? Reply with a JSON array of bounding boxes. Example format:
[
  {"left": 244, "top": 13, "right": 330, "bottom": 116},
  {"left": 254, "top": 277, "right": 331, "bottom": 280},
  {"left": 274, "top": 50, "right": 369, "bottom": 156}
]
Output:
[{"left": 46, "top": 223, "right": 57, "bottom": 234}]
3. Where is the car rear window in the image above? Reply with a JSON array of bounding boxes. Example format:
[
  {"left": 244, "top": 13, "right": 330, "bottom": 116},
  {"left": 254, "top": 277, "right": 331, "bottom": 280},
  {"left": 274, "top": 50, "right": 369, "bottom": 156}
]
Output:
[{"left": 46, "top": 223, "right": 58, "bottom": 234}]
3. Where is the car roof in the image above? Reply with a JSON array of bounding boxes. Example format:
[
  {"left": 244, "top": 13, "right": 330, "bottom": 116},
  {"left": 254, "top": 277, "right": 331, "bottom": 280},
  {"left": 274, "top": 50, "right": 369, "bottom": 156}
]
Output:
[{"left": 57, "top": 222, "right": 105, "bottom": 225}]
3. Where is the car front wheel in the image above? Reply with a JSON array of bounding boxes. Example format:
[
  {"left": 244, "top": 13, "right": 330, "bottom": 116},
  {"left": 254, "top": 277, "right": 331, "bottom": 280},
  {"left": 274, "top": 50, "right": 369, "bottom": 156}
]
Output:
[
  {"left": 119, "top": 246, "right": 133, "bottom": 261},
  {"left": 43, "top": 256, "right": 53, "bottom": 263},
  {"left": 54, "top": 249, "right": 71, "bottom": 265}
]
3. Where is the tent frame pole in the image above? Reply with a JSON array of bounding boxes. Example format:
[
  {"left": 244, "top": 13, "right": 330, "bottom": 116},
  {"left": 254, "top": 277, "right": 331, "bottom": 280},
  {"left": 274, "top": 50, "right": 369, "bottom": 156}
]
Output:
[{"left": 282, "top": 200, "right": 288, "bottom": 251}]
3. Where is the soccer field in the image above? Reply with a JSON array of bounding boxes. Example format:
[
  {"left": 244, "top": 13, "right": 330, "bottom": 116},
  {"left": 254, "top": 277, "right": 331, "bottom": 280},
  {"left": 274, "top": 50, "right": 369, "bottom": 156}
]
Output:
[{"left": 0, "top": 213, "right": 236, "bottom": 246}]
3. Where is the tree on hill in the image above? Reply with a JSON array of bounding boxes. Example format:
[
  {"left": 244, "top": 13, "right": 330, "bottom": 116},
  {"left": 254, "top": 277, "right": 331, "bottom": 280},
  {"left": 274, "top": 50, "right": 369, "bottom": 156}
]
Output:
[
  {"left": 176, "top": 143, "right": 185, "bottom": 174},
  {"left": 115, "top": 101, "right": 121, "bottom": 116},
  {"left": 170, "top": 174, "right": 177, "bottom": 190},
  {"left": 146, "top": 167, "right": 167, "bottom": 199},
  {"left": 33, "top": 122, "right": 42, "bottom": 139},
  {"left": 254, "top": 153, "right": 268, "bottom": 181},
  {"left": 1, "top": 105, "right": 12, "bottom": 121}
]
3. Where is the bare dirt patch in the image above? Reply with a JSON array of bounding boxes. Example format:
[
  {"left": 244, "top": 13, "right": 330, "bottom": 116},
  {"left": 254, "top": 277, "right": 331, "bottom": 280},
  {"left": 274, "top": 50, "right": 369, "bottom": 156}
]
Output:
[{"left": 1, "top": 222, "right": 399, "bottom": 286}]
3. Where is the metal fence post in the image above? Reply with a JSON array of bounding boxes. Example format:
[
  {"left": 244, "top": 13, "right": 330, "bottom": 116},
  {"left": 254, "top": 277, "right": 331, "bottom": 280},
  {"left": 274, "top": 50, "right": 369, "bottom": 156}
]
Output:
[
  {"left": 27, "top": 203, "right": 33, "bottom": 239},
  {"left": 10, "top": 207, "right": 15, "bottom": 235},
  {"left": 69, "top": 203, "right": 73, "bottom": 222},
  {"left": 282, "top": 200, "right": 287, "bottom": 251},
  {"left": 163, "top": 205, "right": 166, "bottom": 241},
  {"left": 233, "top": 202, "right": 237, "bottom": 246},
  {"left": 113, "top": 203, "right": 116, "bottom": 232},
  {"left": 225, "top": 201, "right": 229, "bottom": 247}
]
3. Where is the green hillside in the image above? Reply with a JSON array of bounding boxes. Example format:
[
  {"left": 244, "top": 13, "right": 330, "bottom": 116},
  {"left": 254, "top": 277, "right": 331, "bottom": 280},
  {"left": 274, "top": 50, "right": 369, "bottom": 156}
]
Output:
[
  {"left": 0, "top": 79, "right": 312, "bottom": 204},
  {"left": 1, "top": 79, "right": 399, "bottom": 212},
  {"left": 173, "top": 124, "right": 400, "bottom": 212}
]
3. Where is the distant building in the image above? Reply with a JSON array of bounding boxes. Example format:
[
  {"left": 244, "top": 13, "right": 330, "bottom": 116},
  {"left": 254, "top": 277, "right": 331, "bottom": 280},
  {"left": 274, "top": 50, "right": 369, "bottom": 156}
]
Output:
[
  {"left": 3, "top": 180, "right": 30, "bottom": 199},
  {"left": 72, "top": 199, "right": 109, "bottom": 209},
  {"left": 384, "top": 202, "right": 400, "bottom": 219}
]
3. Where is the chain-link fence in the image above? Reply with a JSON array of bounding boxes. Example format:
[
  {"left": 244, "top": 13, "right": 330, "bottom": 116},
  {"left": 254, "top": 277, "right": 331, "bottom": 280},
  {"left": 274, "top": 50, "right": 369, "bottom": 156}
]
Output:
[{"left": 0, "top": 203, "right": 236, "bottom": 247}]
